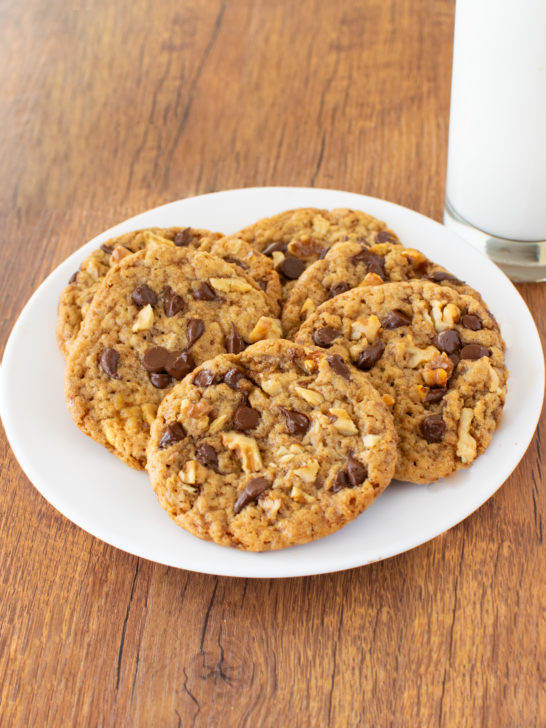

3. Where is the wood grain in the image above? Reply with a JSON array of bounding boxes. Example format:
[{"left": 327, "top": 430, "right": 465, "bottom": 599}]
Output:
[{"left": 0, "top": 0, "right": 544, "bottom": 726}]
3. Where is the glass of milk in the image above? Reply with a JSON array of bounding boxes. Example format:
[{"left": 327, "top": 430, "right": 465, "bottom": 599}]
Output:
[{"left": 444, "top": 0, "right": 546, "bottom": 282}]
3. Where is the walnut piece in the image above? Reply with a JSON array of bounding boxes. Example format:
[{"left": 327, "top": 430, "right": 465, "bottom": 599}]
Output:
[
  {"left": 271, "top": 251, "right": 285, "bottom": 268},
  {"left": 209, "top": 413, "right": 229, "bottom": 434},
  {"left": 141, "top": 231, "right": 175, "bottom": 248},
  {"left": 132, "top": 304, "right": 154, "bottom": 332},
  {"left": 209, "top": 277, "right": 253, "bottom": 293},
  {"left": 85, "top": 259, "right": 100, "bottom": 280},
  {"left": 293, "top": 461, "right": 319, "bottom": 483},
  {"left": 290, "top": 485, "right": 315, "bottom": 503},
  {"left": 222, "top": 431, "right": 263, "bottom": 473},
  {"left": 261, "top": 378, "right": 283, "bottom": 396},
  {"left": 299, "top": 297, "right": 316, "bottom": 320},
  {"left": 421, "top": 368, "right": 449, "bottom": 387},
  {"left": 456, "top": 408, "right": 477, "bottom": 463},
  {"left": 180, "top": 460, "right": 198, "bottom": 484},
  {"left": 329, "top": 407, "right": 358, "bottom": 436},
  {"left": 141, "top": 403, "right": 157, "bottom": 426},
  {"left": 248, "top": 316, "right": 282, "bottom": 342},
  {"left": 111, "top": 245, "right": 131, "bottom": 263},
  {"left": 431, "top": 301, "right": 460, "bottom": 332},
  {"left": 294, "top": 386, "right": 323, "bottom": 406},
  {"left": 350, "top": 314, "right": 381, "bottom": 342},
  {"left": 359, "top": 272, "right": 384, "bottom": 287}
]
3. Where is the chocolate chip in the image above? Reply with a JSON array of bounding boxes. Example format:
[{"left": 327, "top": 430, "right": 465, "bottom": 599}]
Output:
[
  {"left": 448, "top": 352, "right": 460, "bottom": 367},
  {"left": 141, "top": 346, "right": 170, "bottom": 372},
  {"left": 461, "top": 314, "right": 483, "bottom": 330},
  {"left": 187, "top": 318, "right": 205, "bottom": 347},
  {"left": 278, "top": 256, "right": 306, "bottom": 279},
  {"left": 158, "top": 422, "right": 185, "bottom": 449},
  {"left": 100, "top": 243, "right": 113, "bottom": 254},
  {"left": 375, "top": 231, "right": 397, "bottom": 244},
  {"left": 347, "top": 457, "right": 368, "bottom": 487},
  {"left": 425, "top": 388, "right": 447, "bottom": 403},
  {"left": 262, "top": 241, "right": 287, "bottom": 256},
  {"left": 460, "top": 343, "right": 490, "bottom": 359},
  {"left": 100, "top": 348, "right": 120, "bottom": 379},
  {"left": 233, "top": 477, "right": 271, "bottom": 514},
  {"left": 174, "top": 227, "right": 194, "bottom": 246},
  {"left": 329, "top": 282, "right": 351, "bottom": 298},
  {"left": 193, "top": 281, "right": 219, "bottom": 301},
  {"left": 312, "top": 326, "right": 340, "bottom": 348},
  {"left": 149, "top": 372, "right": 172, "bottom": 389},
  {"left": 223, "top": 255, "right": 248, "bottom": 270},
  {"left": 351, "top": 249, "right": 386, "bottom": 279},
  {"left": 327, "top": 354, "right": 351, "bottom": 380},
  {"left": 420, "top": 414, "right": 446, "bottom": 443},
  {"left": 257, "top": 279, "right": 268, "bottom": 291},
  {"left": 330, "top": 470, "right": 348, "bottom": 493},
  {"left": 233, "top": 405, "right": 260, "bottom": 431},
  {"left": 163, "top": 286, "right": 185, "bottom": 317},
  {"left": 383, "top": 309, "right": 411, "bottom": 329},
  {"left": 356, "top": 341, "right": 385, "bottom": 370},
  {"left": 165, "top": 351, "right": 195, "bottom": 379},
  {"left": 193, "top": 369, "right": 216, "bottom": 387},
  {"left": 427, "top": 270, "right": 462, "bottom": 284},
  {"left": 226, "top": 323, "right": 246, "bottom": 354},
  {"left": 223, "top": 367, "right": 245, "bottom": 389},
  {"left": 69, "top": 271, "right": 78, "bottom": 284},
  {"left": 434, "top": 329, "right": 461, "bottom": 354},
  {"left": 279, "top": 407, "right": 310, "bottom": 436},
  {"left": 132, "top": 284, "right": 157, "bottom": 307},
  {"left": 195, "top": 443, "right": 218, "bottom": 468}
]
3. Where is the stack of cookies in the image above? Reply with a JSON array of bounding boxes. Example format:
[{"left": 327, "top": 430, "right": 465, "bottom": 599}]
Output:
[{"left": 60, "top": 208, "right": 508, "bottom": 551}]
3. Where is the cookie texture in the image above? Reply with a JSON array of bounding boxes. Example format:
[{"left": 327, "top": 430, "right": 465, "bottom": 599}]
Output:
[
  {"left": 147, "top": 339, "right": 398, "bottom": 551},
  {"left": 197, "top": 236, "right": 282, "bottom": 316},
  {"left": 64, "top": 246, "right": 279, "bottom": 469},
  {"left": 57, "top": 226, "right": 223, "bottom": 356},
  {"left": 229, "top": 207, "right": 400, "bottom": 298},
  {"left": 282, "top": 241, "right": 478, "bottom": 339},
  {"left": 295, "top": 280, "right": 508, "bottom": 483}
]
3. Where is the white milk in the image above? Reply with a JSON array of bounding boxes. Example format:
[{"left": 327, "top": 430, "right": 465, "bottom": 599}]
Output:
[{"left": 446, "top": 0, "right": 546, "bottom": 242}]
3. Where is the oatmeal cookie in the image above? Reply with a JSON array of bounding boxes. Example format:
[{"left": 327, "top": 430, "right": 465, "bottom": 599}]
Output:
[
  {"left": 295, "top": 280, "right": 507, "bottom": 483},
  {"left": 64, "top": 246, "right": 280, "bottom": 469},
  {"left": 282, "top": 241, "right": 479, "bottom": 338},
  {"left": 57, "top": 226, "right": 223, "bottom": 356},
  {"left": 228, "top": 207, "right": 400, "bottom": 298},
  {"left": 147, "top": 339, "right": 398, "bottom": 551}
]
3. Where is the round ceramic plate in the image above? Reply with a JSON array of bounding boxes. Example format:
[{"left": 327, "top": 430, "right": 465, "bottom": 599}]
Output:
[{"left": 1, "top": 187, "right": 543, "bottom": 578}]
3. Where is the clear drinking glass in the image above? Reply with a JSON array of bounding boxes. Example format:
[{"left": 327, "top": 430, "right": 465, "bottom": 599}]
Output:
[{"left": 444, "top": 0, "right": 546, "bottom": 282}]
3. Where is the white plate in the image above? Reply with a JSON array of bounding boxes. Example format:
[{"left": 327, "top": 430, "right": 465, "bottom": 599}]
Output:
[{"left": 1, "top": 187, "right": 544, "bottom": 578}]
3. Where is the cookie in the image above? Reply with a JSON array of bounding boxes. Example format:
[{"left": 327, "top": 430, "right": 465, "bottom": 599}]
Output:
[
  {"left": 57, "top": 226, "right": 223, "bottom": 356},
  {"left": 295, "top": 280, "right": 508, "bottom": 484},
  {"left": 282, "top": 241, "right": 477, "bottom": 338},
  {"left": 197, "top": 236, "right": 282, "bottom": 316},
  {"left": 64, "top": 246, "right": 280, "bottom": 470},
  {"left": 229, "top": 207, "right": 400, "bottom": 298},
  {"left": 147, "top": 339, "right": 398, "bottom": 551}
]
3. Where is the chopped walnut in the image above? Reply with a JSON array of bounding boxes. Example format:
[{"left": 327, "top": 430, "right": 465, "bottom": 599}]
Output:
[
  {"left": 312, "top": 215, "right": 330, "bottom": 235},
  {"left": 103, "top": 419, "right": 118, "bottom": 446},
  {"left": 421, "top": 368, "right": 449, "bottom": 387},
  {"left": 179, "top": 482, "right": 198, "bottom": 495},
  {"left": 293, "top": 461, "right": 319, "bottom": 483},
  {"left": 261, "top": 378, "right": 283, "bottom": 396},
  {"left": 209, "top": 277, "right": 253, "bottom": 293},
  {"left": 132, "top": 304, "right": 154, "bottom": 332},
  {"left": 456, "top": 408, "right": 477, "bottom": 463},
  {"left": 85, "top": 259, "right": 100, "bottom": 280},
  {"left": 294, "top": 386, "right": 323, "bottom": 406},
  {"left": 301, "top": 357, "right": 319, "bottom": 374},
  {"left": 359, "top": 272, "right": 384, "bottom": 287},
  {"left": 363, "top": 433, "right": 381, "bottom": 448},
  {"left": 111, "top": 245, "right": 131, "bottom": 263},
  {"left": 290, "top": 485, "right": 315, "bottom": 503},
  {"left": 329, "top": 407, "right": 358, "bottom": 436},
  {"left": 431, "top": 301, "right": 461, "bottom": 332},
  {"left": 271, "top": 251, "right": 285, "bottom": 268},
  {"left": 350, "top": 314, "right": 381, "bottom": 343},
  {"left": 415, "top": 385, "right": 428, "bottom": 402},
  {"left": 222, "top": 431, "right": 263, "bottom": 473},
  {"left": 260, "top": 496, "right": 282, "bottom": 519},
  {"left": 300, "top": 297, "right": 316, "bottom": 320},
  {"left": 141, "top": 231, "right": 175, "bottom": 248},
  {"left": 288, "top": 236, "right": 323, "bottom": 258},
  {"left": 209, "top": 413, "right": 229, "bottom": 434},
  {"left": 404, "top": 343, "right": 439, "bottom": 368},
  {"left": 248, "top": 316, "right": 282, "bottom": 342},
  {"left": 400, "top": 248, "right": 427, "bottom": 268},
  {"left": 180, "top": 460, "right": 198, "bottom": 484}
]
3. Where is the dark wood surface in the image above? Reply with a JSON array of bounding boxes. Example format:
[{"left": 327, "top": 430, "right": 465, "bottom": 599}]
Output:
[{"left": 1, "top": 1, "right": 544, "bottom": 726}]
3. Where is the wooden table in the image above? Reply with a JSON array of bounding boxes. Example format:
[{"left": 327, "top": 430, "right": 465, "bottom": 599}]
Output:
[{"left": 1, "top": 1, "right": 544, "bottom": 725}]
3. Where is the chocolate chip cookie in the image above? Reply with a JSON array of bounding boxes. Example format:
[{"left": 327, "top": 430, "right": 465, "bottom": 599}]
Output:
[
  {"left": 282, "top": 241, "right": 477, "bottom": 339},
  {"left": 295, "top": 280, "right": 508, "bottom": 484},
  {"left": 228, "top": 207, "right": 401, "bottom": 299},
  {"left": 64, "top": 246, "right": 280, "bottom": 470},
  {"left": 147, "top": 339, "right": 398, "bottom": 551},
  {"left": 57, "top": 226, "right": 223, "bottom": 357}
]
